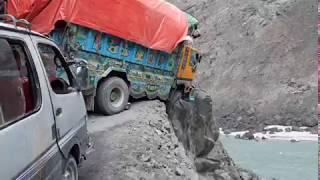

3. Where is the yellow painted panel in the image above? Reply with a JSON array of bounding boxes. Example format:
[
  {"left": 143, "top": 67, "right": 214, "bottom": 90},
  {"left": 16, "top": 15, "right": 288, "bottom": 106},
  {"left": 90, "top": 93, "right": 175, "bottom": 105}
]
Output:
[{"left": 177, "top": 46, "right": 197, "bottom": 81}]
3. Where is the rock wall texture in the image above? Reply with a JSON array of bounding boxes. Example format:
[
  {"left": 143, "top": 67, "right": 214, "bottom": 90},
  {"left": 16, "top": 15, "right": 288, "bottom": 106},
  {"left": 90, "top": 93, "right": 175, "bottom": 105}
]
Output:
[
  {"left": 168, "top": 0, "right": 318, "bottom": 131},
  {"left": 167, "top": 91, "right": 259, "bottom": 180}
]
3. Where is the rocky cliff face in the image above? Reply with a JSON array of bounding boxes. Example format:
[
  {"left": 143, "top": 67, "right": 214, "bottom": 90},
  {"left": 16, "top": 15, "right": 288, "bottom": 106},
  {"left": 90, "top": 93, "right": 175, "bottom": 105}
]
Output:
[{"left": 168, "top": 0, "right": 317, "bottom": 131}]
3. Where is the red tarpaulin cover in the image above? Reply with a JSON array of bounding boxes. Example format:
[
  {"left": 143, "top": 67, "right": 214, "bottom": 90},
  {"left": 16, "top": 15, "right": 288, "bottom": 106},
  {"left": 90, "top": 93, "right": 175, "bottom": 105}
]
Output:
[{"left": 8, "top": 0, "right": 188, "bottom": 52}]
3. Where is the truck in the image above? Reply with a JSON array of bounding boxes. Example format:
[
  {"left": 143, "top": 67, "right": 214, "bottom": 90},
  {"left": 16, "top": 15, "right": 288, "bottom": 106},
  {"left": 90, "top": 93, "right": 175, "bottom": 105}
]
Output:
[
  {"left": 7, "top": 0, "right": 202, "bottom": 115},
  {"left": 51, "top": 23, "right": 201, "bottom": 115}
]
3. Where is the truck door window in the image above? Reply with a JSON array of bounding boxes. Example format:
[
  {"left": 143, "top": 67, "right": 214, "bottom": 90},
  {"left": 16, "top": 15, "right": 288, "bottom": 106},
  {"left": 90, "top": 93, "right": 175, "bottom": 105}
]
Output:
[
  {"left": 38, "top": 43, "right": 73, "bottom": 94},
  {"left": 0, "top": 38, "right": 39, "bottom": 128}
]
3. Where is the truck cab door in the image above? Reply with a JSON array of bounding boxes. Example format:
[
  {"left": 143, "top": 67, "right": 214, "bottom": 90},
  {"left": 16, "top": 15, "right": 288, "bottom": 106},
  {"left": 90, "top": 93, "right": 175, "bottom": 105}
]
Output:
[
  {"left": 31, "top": 36, "right": 88, "bottom": 157},
  {"left": 177, "top": 46, "right": 199, "bottom": 81}
]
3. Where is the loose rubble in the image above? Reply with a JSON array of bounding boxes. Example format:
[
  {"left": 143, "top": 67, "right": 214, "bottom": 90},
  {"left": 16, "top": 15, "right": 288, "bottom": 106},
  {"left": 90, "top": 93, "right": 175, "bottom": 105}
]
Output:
[
  {"left": 79, "top": 98, "right": 260, "bottom": 180},
  {"left": 79, "top": 101, "right": 198, "bottom": 180}
]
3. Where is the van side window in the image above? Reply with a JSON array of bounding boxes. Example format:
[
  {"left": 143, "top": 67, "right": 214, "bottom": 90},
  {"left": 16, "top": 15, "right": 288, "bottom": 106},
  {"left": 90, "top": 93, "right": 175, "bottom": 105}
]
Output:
[
  {"left": 37, "top": 43, "right": 73, "bottom": 94},
  {"left": 0, "top": 38, "right": 39, "bottom": 127}
]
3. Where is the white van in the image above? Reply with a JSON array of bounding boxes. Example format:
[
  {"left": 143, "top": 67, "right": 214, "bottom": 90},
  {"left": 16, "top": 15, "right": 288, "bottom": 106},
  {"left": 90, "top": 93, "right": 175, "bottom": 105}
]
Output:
[{"left": 0, "top": 15, "right": 90, "bottom": 180}]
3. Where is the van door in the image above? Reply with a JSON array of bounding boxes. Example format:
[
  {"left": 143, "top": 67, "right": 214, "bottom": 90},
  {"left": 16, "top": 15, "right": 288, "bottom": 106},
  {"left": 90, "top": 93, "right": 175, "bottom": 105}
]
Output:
[
  {"left": 0, "top": 35, "right": 62, "bottom": 179},
  {"left": 30, "top": 36, "right": 87, "bottom": 157}
]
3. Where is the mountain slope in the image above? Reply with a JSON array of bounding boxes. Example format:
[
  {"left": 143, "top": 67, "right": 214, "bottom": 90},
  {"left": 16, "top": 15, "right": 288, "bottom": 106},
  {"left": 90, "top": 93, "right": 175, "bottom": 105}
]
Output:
[{"left": 169, "top": 0, "right": 317, "bottom": 130}]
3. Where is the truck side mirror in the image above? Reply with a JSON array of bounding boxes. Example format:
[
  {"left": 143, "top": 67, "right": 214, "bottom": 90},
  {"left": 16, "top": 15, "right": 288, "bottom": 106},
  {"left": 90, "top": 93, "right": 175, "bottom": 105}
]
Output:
[
  {"left": 69, "top": 58, "right": 89, "bottom": 91},
  {"left": 67, "top": 58, "right": 88, "bottom": 67},
  {"left": 66, "top": 60, "right": 77, "bottom": 66}
]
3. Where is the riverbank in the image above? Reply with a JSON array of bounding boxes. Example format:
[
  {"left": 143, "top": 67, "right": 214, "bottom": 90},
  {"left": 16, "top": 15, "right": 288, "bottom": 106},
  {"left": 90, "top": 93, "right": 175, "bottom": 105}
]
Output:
[{"left": 220, "top": 125, "right": 317, "bottom": 142}]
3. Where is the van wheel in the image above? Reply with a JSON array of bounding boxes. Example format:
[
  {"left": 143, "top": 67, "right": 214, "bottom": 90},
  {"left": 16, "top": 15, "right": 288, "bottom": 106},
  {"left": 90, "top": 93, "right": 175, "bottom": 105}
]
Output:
[
  {"left": 63, "top": 156, "right": 78, "bottom": 180},
  {"left": 96, "top": 77, "right": 129, "bottom": 115}
]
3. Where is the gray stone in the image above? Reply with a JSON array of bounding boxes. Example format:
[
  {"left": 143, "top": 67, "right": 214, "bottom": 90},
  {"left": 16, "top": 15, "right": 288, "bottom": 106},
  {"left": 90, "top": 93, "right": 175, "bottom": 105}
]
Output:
[
  {"left": 241, "top": 131, "right": 255, "bottom": 140},
  {"left": 194, "top": 158, "right": 220, "bottom": 173},
  {"left": 292, "top": 126, "right": 303, "bottom": 132},
  {"left": 290, "top": 139, "right": 299, "bottom": 143},
  {"left": 175, "top": 167, "right": 184, "bottom": 176},
  {"left": 141, "top": 155, "right": 151, "bottom": 162},
  {"left": 155, "top": 129, "right": 163, "bottom": 136},
  {"left": 265, "top": 127, "right": 281, "bottom": 133},
  {"left": 285, "top": 128, "right": 291, "bottom": 132}
]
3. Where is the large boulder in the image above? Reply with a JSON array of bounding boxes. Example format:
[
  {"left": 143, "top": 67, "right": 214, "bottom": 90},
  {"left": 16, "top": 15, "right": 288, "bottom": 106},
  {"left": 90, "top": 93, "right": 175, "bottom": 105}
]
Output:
[
  {"left": 167, "top": 90, "right": 219, "bottom": 156},
  {"left": 166, "top": 90, "right": 259, "bottom": 179}
]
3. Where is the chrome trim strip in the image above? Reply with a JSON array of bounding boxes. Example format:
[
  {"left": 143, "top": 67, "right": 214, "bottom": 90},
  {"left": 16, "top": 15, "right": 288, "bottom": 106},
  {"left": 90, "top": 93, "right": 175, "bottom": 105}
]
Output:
[
  {"left": 16, "top": 116, "right": 86, "bottom": 180},
  {"left": 16, "top": 144, "right": 59, "bottom": 180}
]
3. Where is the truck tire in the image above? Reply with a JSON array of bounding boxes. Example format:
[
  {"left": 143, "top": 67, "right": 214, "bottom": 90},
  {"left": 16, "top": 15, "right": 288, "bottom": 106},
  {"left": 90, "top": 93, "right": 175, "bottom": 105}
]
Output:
[
  {"left": 63, "top": 156, "right": 78, "bottom": 180},
  {"left": 96, "top": 77, "right": 129, "bottom": 115}
]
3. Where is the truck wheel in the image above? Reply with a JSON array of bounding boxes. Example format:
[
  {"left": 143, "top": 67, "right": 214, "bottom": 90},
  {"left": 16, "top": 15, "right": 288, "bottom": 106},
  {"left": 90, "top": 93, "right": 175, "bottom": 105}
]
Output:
[
  {"left": 96, "top": 77, "right": 129, "bottom": 115},
  {"left": 63, "top": 156, "right": 78, "bottom": 180}
]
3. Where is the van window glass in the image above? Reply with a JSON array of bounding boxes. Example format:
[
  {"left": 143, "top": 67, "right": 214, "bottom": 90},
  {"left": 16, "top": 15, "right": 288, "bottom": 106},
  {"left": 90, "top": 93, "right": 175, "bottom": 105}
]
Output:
[
  {"left": 0, "top": 38, "right": 38, "bottom": 127},
  {"left": 37, "top": 43, "right": 73, "bottom": 94}
]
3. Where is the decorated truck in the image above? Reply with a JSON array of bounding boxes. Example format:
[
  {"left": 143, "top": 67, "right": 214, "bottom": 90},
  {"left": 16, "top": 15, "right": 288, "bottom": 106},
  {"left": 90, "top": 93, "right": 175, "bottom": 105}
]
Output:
[{"left": 7, "top": 0, "right": 201, "bottom": 115}]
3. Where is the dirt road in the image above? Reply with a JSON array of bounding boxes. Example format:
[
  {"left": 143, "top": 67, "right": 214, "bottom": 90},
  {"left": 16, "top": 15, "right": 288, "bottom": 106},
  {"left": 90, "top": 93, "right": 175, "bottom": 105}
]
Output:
[{"left": 79, "top": 100, "right": 198, "bottom": 180}]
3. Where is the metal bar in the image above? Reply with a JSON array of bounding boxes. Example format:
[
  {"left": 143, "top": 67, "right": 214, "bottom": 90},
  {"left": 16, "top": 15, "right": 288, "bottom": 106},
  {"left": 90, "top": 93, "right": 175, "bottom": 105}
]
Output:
[
  {"left": 4, "top": 0, "right": 7, "bottom": 14},
  {"left": 0, "top": 14, "right": 31, "bottom": 30},
  {"left": 0, "top": 14, "right": 18, "bottom": 27}
]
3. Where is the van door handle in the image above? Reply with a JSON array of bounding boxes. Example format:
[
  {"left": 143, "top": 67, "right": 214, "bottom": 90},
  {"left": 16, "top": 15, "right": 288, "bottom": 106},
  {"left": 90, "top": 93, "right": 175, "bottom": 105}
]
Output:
[{"left": 56, "top": 108, "right": 62, "bottom": 117}]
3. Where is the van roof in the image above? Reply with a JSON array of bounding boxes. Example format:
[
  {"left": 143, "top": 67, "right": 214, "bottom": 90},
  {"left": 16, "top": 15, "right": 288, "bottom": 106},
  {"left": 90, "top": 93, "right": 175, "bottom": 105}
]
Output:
[{"left": 0, "top": 21, "right": 48, "bottom": 39}]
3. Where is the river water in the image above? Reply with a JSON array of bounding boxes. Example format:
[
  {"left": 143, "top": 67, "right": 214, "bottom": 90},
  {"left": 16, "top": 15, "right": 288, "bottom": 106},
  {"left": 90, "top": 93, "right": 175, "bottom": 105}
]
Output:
[{"left": 220, "top": 135, "right": 318, "bottom": 180}]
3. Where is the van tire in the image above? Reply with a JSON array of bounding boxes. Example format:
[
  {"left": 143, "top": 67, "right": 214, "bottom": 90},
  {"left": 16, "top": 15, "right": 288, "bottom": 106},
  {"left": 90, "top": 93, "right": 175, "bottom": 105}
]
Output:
[
  {"left": 96, "top": 77, "right": 129, "bottom": 115},
  {"left": 63, "top": 156, "right": 78, "bottom": 180}
]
